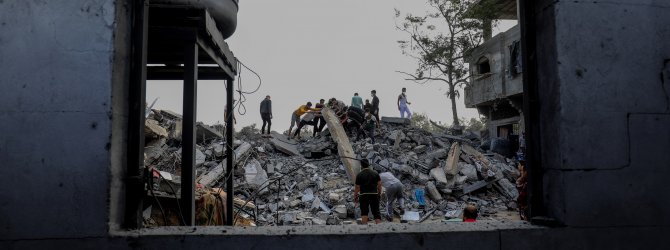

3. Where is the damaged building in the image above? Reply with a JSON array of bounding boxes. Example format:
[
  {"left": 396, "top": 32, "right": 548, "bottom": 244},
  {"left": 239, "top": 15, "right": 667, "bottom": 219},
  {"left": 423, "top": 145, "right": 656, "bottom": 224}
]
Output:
[
  {"left": 465, "top": 0, "right": 523, "bottom": 157},
  {"left": 2, "top": 0, "right": 670, "bottom": 249}
]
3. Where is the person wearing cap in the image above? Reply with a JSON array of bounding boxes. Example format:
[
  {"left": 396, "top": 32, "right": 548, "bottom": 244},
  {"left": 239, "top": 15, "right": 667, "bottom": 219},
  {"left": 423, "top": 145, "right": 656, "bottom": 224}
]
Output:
[
  {"left": 288, "top": 102, "right": 320, "bottom": 139},
  {"left": 354, "top": 159, "right": 382, "bottom": 224},
  {"left": 259, "top": 95, "right": 272, "bottom": 136}
]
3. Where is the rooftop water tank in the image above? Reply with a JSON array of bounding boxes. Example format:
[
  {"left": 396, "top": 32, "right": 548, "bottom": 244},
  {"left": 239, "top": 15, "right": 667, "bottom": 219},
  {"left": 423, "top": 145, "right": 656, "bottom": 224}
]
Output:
[{"left": 154, "top": 0, "right": 239, "bottom": 39}]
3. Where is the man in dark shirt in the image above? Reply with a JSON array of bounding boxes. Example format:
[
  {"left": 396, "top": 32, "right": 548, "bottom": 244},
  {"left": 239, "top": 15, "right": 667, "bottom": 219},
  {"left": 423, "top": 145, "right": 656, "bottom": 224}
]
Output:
[
  {"left": 313, "top": 99, "right": 326, "bottom": 137},
  {"left": 354, "top": 159, "right": 382, "bottom": 224},
  {"left": 371, "top": 90, "right": 380, "bottom": 128},
  {"left": 259, "top": 95, "right": 272, "bottom": 136}
]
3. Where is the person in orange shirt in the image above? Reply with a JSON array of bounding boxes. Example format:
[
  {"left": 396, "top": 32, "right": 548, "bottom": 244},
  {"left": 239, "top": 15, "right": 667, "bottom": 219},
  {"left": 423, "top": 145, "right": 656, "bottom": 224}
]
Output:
[{"left": 288, "top": 102, "right": 320, "bottom": 139}]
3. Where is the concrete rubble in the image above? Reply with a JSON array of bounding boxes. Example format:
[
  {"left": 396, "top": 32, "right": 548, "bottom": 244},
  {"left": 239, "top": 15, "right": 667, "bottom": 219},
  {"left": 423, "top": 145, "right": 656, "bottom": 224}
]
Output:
[{"left": 143, "top": 108, "right": 522, "bottom": 227}]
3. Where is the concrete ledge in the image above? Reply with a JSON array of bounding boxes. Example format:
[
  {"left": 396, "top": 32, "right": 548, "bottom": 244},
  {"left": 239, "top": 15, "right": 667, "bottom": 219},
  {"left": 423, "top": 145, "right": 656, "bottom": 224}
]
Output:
[{"left": 119, "top": 221, "right": 538, "bottom": 237}]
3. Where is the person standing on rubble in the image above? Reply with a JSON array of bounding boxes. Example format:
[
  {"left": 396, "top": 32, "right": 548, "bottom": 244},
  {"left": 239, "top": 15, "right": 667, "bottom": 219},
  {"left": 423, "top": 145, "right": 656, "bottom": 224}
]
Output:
[
  {"left": 288, "top": 102, "right": 320, "bottom": 139},
  {"left": 397, "top": 87, "right": 412, "bottom": 119},
  {"left": 371, "top": 90, "right": 381, "bottom": 128},
  {"left": 364, "top": 99, "right": 372, "bottom": 113},
  {"left": 292, "top": 112, "right": 317, "bottom": 139},
  {"left": 354, "top": 159, "right": 382, "bottom": 224},
  {"left": 380, "top": 171, "right": 404, "bottom": 222},
  {"left": 351, "top": 93, "right": 363, "bottom": 109},
  {"left": 313, "top": 99, "right": 327, "bottom": 137},
  {"left": 259, "top": 95, "right": 272, "bottom": 136}
]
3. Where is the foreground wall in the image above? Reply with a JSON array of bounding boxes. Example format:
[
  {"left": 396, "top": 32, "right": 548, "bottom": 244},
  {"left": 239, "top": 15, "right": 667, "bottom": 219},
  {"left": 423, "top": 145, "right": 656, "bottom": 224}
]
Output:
[
  {"left": 0, "top": 0, "right": 668, "bottom": 249},
  {"left": 534, "top": 0, "right": 670, "bottom": 227}
]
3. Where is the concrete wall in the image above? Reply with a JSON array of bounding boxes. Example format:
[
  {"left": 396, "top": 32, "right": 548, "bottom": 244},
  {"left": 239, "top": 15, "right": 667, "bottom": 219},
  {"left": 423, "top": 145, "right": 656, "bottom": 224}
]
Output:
[
  {"left": 465, "top": 25, "right": 522, "bottom": 108},
  {"left": 534, "top": 0, "right": 670, "bottom": 227},
  {"left": 0, "top": 0, "right": 669, "bottom": 249},
  {"left": 0, "top": 0, "right": 124, "bottom": 239}
]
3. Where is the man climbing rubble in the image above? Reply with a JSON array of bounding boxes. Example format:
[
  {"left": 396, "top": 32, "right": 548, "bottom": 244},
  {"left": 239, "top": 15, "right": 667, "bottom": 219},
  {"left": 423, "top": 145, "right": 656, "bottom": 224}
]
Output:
[
  {"left": 357, "top": 112, "right": 377, "bottom": 143},
  {"left": 380, "top": 171, "right": 404, "bottom": 222},
  {"left": 354, "top": 159, "right": 382, "bottom": 224},
  {"left": 288, "top": 101, "right": 320, "bottom": 139},
  {"left": 292, "top": 111, "right": 317, "bottom": 139},
  {"left": 312, "top": 99, "right": 327, "bottom": 137}
]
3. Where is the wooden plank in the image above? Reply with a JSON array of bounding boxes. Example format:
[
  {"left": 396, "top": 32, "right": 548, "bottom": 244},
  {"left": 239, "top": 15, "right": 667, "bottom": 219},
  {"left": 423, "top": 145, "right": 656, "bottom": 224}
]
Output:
[
  {"left": 321, "top": 107, "right": 360, "bottom": 182},
  {"left": 197, "top": 142, "right": 252, "bottom": 187}
]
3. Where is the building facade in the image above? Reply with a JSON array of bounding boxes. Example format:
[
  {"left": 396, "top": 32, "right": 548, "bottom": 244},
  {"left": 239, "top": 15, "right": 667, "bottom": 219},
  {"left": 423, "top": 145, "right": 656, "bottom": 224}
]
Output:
[{"left": 465, "top": 24, "right": 523, "bottom": 156}]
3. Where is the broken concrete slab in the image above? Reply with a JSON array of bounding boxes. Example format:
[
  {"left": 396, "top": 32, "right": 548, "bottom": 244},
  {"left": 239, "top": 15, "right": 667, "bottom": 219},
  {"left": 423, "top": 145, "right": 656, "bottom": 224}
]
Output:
[
  {"left": 461, "top": 179, "right": 497, "bottom": 195},
  {"left": 425, "top": 182, "right": 443, "bottom": 201},
  {"left": 269, "top": 132, "right": 300, "bottom": 156},
  {"left": 195, "top": 149, "right": 206, "bottom": 167},
  {"left": 145, "top": 119, "right": 168, "bottom": 139},
  {"left": 244, "top": 159, "right": 269, "bottom": 195},
  {"left": 495, "top": 178, "right": 519, "bottom": 199},
  {"left": 381, "top": 116, "right": 411, "bottom": 125},
  {"left": 422, "top": 148, "right": 448, "bottom": 160},
  {"left": 197, "top": 142, "right": 252, "bottom": 187},
  {"left": 196, "top": 123, "right": 222, "bottom": 142},
  {"left": 459, "top": 162, "right": 478, "bottom": 181},
  {"left": 333, "top": 205, "right": 347, "bottom": 219},
  {"left": 429, "top": 167, "right": 448, "bottom": 186},
  {"left": 444, "top": 142, "right": 461, "bottom": 177},
  {"left": 322, "top": 107, "right": 360, "bottom": 182}
]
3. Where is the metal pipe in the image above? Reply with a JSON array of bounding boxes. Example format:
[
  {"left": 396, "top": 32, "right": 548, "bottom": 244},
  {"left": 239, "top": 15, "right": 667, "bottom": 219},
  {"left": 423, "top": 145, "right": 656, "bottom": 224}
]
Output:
[{"left": 225, "top": 78, "right": 235, "bottom": 225}]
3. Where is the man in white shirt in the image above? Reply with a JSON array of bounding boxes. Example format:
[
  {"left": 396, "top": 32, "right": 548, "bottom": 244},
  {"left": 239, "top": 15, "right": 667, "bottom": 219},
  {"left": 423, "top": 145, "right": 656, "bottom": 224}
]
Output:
[{"left": 380, "top": 171, "right": 405, "bottom": 221}]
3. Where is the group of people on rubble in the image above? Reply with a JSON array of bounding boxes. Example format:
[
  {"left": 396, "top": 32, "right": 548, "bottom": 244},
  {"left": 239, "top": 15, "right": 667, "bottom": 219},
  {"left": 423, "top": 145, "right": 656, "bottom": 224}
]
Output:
[
  {"left": 255, "top": 87, "right": 501, "bottom": 224},
  {"left": 258, "top": 88, "right": 416, "bottom": 141}
]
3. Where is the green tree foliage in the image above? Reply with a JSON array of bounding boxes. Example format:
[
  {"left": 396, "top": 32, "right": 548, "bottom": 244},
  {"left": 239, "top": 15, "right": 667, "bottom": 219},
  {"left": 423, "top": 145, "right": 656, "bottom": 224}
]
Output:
[
  {"left": 411, "top": 112, "right": 447, "bottom": 133},
  {"left": 396, "top": 0, "right": 498, "bottom": 126},
  {"left": 460, "top": 117, "right": 485, "bottom": 132}
]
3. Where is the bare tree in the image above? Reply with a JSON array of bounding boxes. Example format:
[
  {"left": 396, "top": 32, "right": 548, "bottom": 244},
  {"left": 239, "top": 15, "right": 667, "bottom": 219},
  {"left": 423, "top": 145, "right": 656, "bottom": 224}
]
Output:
[{"left": 396, "top": 0, "right": 496, "bottom": 126}]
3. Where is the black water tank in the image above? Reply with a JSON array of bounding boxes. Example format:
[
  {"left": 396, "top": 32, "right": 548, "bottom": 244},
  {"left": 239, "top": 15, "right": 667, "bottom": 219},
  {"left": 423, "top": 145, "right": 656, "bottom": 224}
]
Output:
[{"left": 155, "top": 0, "right": 239, "bottom": 39}]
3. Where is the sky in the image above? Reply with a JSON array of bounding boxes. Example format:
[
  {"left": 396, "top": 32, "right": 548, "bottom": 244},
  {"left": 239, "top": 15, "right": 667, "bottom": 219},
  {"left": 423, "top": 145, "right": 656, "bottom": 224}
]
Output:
[{"left": 146, "top": 0, "right": 516, "bottom": 131}]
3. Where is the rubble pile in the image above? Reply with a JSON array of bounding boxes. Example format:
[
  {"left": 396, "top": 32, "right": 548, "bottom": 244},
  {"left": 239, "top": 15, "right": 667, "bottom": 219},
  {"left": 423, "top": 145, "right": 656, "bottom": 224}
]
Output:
[{"left": 143, "top": 109, "right": 521, "bottom": 227}]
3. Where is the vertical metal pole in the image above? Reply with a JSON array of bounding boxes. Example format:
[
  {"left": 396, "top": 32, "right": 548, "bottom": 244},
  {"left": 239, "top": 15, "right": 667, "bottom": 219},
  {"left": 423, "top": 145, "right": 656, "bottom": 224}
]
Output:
[
  {"left": 125, "top": 0, "right": 148, "bottom": 229},
  {"left": 181, "top": 33, "right": 198, "bottom": 226},
  {"left": 225, "top": 78, "right": 235, "bottom": 225}
]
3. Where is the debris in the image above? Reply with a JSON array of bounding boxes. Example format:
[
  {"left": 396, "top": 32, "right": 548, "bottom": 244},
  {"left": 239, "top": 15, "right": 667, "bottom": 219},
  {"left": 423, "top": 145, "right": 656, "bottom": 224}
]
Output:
[
  {"left": 322, "top": 107, "right": 361, "bottom": 182},
  {"left": 144, "top": 108, "right": 523, "bottom": 227},
  {"left": 444, "top": 142, "right": 461, "bottom": 177},
  {"left": 145, "top": 119, "right": 168, "bottom": 138},
  {"left": 381, "top": 116, "right": 412, "bottom": 125},
  {"left": 197, "top": 142, "right": 252, "bottom": 187},
  {"left": 401, "top": 211, "right": 421, "bottom": 221},
  {"left": 425, "top": 182, "right": 443, "bottom": 201},
  {"left": 196, "top": 122, "right": 222, "bottom": 143},
  {"left": 270, "top": 132, "right": 300, "bottom": 156}
]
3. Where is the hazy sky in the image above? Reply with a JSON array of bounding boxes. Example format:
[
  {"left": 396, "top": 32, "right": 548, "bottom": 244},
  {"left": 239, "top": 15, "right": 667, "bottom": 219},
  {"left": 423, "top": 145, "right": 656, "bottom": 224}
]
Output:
[{"left": 147, "top": 0, "right": 516, "bottom": 130}]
